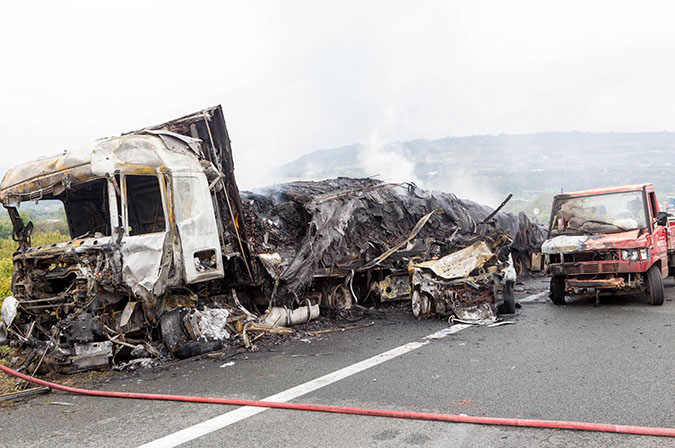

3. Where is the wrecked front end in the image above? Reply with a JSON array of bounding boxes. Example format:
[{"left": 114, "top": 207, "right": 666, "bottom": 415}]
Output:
[
  {"left": 542, "top": 232, "right": 649, "bottom": 296},
  {"left": 410, "top": 236, "right": 516, "bottom": 324},
  {"left": 10, "top": 236, "right": 124, "bottom": 371}
]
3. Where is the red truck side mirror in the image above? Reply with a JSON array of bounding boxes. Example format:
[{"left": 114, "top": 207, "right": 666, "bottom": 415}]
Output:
[{"left": 656, "top": 211, "right": 668, "bottom": 226}]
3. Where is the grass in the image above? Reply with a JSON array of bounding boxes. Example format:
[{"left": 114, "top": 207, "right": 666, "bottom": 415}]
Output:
[{"left": 0, "top": 258, "right": 11, "bottom": 300}]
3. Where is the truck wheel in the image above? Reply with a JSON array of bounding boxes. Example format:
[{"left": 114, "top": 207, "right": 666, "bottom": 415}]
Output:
[
  {"left": 550, "top": 276, "right": 566, "bottom": 305},
  {"left": 513, "top": 253, "right": 529, "bottom": 277},
  {"left": 498, "top": 281, "right": 516, "bottom": 314},
  {"left": 411, "top": 289, "right": 431, "bottom": 318},
  {"left": 646, "top": 266, "right": 665, "bottom": 306}
]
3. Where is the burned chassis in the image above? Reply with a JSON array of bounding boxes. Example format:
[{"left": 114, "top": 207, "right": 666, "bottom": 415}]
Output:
[{"left": 0, "top": 107, "right": 256, "bottom": 371}]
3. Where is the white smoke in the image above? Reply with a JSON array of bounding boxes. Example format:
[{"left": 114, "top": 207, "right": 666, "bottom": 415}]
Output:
[
  {"left": 441, "top": 170, "right": 504, "bottom": 208},
  {"left": 358, "top": 129, "right": 420, "bottom": 185},
  {"left": 356, "top": 129, "right": 507, "bottom": 208}
]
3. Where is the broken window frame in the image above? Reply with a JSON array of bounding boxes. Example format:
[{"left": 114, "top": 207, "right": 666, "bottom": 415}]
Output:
[
  {"left": 8, "top": 177, "right": 121, "bottom": 246},
  {"left": 119, "top": 173, "right": 170, "bottom": 238}
]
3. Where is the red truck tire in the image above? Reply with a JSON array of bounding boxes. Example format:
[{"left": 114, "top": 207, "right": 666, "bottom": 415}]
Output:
[{"left": 646, "top": 266, "right": 664, "bottom": 306}]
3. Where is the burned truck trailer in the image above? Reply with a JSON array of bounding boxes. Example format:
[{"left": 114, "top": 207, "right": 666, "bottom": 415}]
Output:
[
  {"left": 241, "top": 180, "right": 542, "bottom": 321},
  {"left": 0, "top": 107, "right": 259, "bottom": 370}
]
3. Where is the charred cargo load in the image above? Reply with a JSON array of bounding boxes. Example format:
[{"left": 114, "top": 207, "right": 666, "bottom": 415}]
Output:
[{"left": 242, "top": 180, "right": 543, "bottom": 322}]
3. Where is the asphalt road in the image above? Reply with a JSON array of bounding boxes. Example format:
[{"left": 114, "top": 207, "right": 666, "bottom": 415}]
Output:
[{"left": 1, "top": 275, "right": 674, "bottom": 447}]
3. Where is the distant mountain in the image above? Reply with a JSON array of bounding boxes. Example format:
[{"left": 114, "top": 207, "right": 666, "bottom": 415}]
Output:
[{"left": 278, "top": 132, "right": 675, "bottom": 205}]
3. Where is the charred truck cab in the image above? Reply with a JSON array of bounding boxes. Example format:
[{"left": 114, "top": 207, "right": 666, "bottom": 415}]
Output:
[
  {"left": 542, "top": 183, "right": 671, "bottom": 306},
  {"left": 0, "top": 107, "right": 252, "bottom": 370}
]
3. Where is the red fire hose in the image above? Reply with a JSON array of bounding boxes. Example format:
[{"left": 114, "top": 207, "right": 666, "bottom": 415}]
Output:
[{"left": 1, "top": 363, "right": 673, "bottom": 438}]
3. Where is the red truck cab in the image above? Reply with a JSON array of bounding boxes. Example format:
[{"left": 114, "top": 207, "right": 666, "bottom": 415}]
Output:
[{"left": 542, "top": 183, "right": 670, "bottom": 305}]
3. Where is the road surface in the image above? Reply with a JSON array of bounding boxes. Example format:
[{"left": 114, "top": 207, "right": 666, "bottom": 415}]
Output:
[{"left": 1, "top": 275, "right": 673, "bottom": 447}]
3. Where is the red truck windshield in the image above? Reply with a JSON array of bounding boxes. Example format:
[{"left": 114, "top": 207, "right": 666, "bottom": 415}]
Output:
[{"left": 550, "top": 190, "right": 647, "bottom": 235}]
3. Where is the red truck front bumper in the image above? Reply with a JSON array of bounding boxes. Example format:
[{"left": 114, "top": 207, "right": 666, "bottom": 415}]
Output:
[{"left": 566, "top": 277, "right": 626, "bottom": 290}]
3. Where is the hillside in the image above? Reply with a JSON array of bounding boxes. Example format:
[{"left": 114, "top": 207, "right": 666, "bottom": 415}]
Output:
[{"left": 278, "top": 132, "right": 675, "bottom": 212}]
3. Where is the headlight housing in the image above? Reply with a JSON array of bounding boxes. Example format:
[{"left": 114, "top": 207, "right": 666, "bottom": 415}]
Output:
[
  {"left": 621, "top": 249, "right": 639, "bottom": 261},
  {"left": 639, "top": 248, "right": 649, "bottom": 260}
]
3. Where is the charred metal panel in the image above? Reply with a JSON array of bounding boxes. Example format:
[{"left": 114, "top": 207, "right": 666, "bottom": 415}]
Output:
[
  {"left": 242, "top": 179, "right": 529, "bottom": 306},
  {"left": 374, "top": 274, "right": 410, "bottom": 301},
  {"left": 172, "top": 174, "right": 224, "bottom": 283}
]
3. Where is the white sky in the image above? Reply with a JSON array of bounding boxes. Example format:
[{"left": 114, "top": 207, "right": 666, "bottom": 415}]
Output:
[{"left": 2, "top": 0, "right": 675, "bottom": 188}]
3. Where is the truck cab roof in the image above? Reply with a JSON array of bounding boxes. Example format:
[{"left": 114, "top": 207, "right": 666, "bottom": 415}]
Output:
[
  {"left": 554, "top": 183, "right": 654, "bottom": 199},
  {"left": 0, "top": 130, "right": 204, "bottom": 206}
]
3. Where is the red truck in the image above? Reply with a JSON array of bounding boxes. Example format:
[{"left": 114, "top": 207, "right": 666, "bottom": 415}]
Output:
[{"left": 542, "top": 183, "right": 672, "bottom": 306}]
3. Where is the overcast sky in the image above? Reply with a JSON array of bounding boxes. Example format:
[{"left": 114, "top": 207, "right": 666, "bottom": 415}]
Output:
[{"left": 2, "top": 1, "right": 675, "bottom": 188}]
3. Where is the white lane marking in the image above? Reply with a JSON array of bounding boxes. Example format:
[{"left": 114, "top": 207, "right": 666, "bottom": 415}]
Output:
[
  {"left": 519, "top": 291, "right": 548, "bottom": 303},
  {"left": 138, "top": 324, "right": 472, "bottom": 448}
]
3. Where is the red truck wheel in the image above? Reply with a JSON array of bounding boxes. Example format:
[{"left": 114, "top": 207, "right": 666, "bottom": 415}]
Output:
[
  {"left": 550, "top": 276, "right": 566, "bottom": 305},
  {"left": 646, "top": 266, "right": 664, "bottom": 306}
]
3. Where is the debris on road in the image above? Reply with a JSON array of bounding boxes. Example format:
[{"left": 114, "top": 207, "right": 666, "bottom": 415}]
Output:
[
  {"left": 0, "top": 386, "right": 50, "bottom": 402},
  {"left": 263, "top": 303, "right": 320, "bottom": 327},
  {"left": 306, "top": 321, "right": 375, "bottom": 336},
  {"left": 487, "top": 321, "right": 515, "bottom": 327}
]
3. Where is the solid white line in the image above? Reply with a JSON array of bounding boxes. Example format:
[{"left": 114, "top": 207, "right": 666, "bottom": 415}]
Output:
[
  {"left": 138, "top": 324, "right": 472, "bottom": 448},
  {"left": 519, "top": 291, "right": 548, "bottom": 303}
]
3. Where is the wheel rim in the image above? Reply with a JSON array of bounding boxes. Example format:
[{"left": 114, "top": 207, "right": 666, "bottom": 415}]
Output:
[{"left": 412, "top": 290, "right": 430, "bottom": 317}]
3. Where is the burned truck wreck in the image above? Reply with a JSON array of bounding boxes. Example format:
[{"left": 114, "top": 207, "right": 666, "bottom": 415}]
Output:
[
  {"left": 0, "top": 107, "right": 258, "bottom": 371},
  {"left": 242, "top": 181, "right": 539, "bottom": 323},
  {"left": 0, "top": 106, "right": 545, "bottom": 372}
]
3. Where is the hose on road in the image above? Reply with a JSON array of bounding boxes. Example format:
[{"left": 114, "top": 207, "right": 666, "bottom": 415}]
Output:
[{"left": 1, "top": 363, "right": 673, "bottom": 438}]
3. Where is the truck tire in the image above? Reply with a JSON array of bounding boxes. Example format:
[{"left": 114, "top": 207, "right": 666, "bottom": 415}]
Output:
[
  {"left": 646, "top": 266, "right": 665, "bottom": 306},
  {"left": 550, "top": 276, "right": 566, "bottom": 305},
  {"left": 498, "top": 281, "right": 516, "bottom": 314},
  {"left": 513, "top": 253, "right": 529, "bottom": 277}
]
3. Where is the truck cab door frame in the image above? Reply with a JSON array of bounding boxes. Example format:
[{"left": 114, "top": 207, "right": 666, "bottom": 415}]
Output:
[
  {"left": 118, "top": 171, "right": 174, "bottom": 301},
  {"left": 171, "top": 173, "right": 224, "bottom": 284},
  {"left": 646, "top": 188, "right": 668, "bottom": 276}
]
